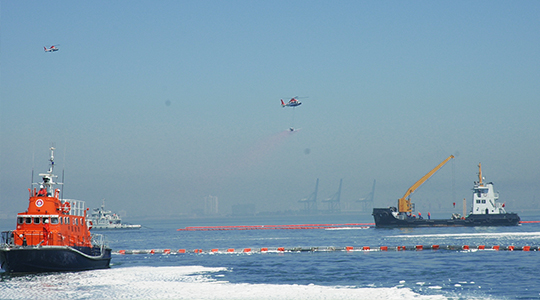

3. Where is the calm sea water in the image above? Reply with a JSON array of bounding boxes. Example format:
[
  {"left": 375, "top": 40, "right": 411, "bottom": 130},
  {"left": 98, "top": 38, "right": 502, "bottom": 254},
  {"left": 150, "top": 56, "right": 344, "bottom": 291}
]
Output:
[{"left": 1, "top": 214, "right": 540, "bottom": 300}]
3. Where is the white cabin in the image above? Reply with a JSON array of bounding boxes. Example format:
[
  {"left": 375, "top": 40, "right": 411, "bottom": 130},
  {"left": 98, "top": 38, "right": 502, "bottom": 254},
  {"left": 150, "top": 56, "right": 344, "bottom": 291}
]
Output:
[{"left": 470, "top": 164, "right": 506, "bottom": 215}]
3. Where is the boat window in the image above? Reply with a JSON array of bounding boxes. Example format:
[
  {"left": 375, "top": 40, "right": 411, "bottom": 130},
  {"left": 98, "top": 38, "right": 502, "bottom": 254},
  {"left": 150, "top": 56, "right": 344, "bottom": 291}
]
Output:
[
  {"left": 17, "top": 217, "right": 24, "bottom": 224},
  {"left": 67, "top": 217, "right": 70, "bottom": 224},
  {"left": 51, "top": 217, "right": 59, "bottom": 224},
  {"left": 34, "top": 217, "right": 41, "bottom": 224},
  {"left": 60, "top": 217, "right": 63, "bottom": 224},
  {"left": 476, "top": 200, "right": 481, "bottom": 203},
  {"left": 43, "top": 217, "right": 49, "bottom": 224},
  {"left": 25, "top": 217, "right": 32, "bottom": 224},
  {"left": 482, "top": 200, "right": 486, "bottom": 203}
]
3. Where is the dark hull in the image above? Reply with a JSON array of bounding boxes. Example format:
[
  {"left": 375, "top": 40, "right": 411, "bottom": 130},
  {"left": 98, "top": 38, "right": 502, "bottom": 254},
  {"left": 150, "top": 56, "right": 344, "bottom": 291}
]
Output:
[
  {"left": 373, "top": 207, "right": 520, "bottom": 228},
  {"left": 0, "top": 246, "right": 111, "bottom": 273}
]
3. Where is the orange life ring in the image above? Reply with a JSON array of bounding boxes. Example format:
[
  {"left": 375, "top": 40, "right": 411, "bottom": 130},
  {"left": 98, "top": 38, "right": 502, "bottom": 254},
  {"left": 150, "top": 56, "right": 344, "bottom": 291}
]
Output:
[
  {"left": 87, "top": 220, "right": 93, "bottom": 230},
  {"left": 62, "top": 202, "right": 71, "bottom": 213}
]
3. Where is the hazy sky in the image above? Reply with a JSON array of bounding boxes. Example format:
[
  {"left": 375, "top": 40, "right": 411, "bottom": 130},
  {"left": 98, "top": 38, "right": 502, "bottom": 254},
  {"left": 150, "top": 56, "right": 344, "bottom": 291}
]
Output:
[{"left": 1, "top": 1, "right": 540, "bottom": 219}]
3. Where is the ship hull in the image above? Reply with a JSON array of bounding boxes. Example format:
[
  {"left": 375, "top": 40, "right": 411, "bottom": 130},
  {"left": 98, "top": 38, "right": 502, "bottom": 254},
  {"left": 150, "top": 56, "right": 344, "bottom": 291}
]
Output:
[
  {"left": 0, "top": 246, "right": 111, "bottom": 273},
  {"left": 373, "top": 208, "right": 520, "bottom": 228},
  {"left": 92, "top": 224, "right": 142, "bottom": 230}
]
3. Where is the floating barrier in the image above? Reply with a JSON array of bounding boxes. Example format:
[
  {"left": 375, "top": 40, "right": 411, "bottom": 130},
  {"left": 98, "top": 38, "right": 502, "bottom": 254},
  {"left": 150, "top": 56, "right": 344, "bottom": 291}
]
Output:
[
  {"left": 176, "top": 220, "right": 539, "bottom": 231},
  {"left": 177, "top": 223, "right": 374, "bottom": 231},
  {"left": 113, "top": 245, "right": 539, "bottom": 255}
]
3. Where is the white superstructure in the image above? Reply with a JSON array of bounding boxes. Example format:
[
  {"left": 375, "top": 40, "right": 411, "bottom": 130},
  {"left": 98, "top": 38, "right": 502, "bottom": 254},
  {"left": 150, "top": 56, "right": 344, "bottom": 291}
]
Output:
[
  {"left": 471, "top": 163, "right": 507, "bottom": 215},
  {"left": 89, "top": 200, "right": 141, "bottom": 230}
]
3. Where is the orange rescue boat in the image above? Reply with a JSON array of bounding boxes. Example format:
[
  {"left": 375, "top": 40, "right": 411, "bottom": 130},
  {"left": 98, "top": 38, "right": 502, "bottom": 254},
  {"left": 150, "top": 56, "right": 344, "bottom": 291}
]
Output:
[{"left": 0, "top": 147, "right": 111, "bottom": 273}]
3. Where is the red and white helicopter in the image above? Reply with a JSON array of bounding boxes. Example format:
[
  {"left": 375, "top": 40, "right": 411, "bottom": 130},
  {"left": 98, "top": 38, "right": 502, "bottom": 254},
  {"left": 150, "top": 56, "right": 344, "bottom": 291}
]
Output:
[
  {"left": 44, "top": 45, "right": 59, "bottom": 52},
  {"left": 281, "top": 97, "right": 302, "bottom": 108}
]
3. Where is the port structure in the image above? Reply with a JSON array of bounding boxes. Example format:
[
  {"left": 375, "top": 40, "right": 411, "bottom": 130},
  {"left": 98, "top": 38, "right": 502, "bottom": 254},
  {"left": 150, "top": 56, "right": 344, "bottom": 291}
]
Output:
[
  {"left": 357, "top": 180, "right": 376, "bottom": 212},
  {"left": 322, "top": 179, "right": 342, "bottom": 213},
  {"left": 299, "top": 178, "right": 318, "bottom": 213}
]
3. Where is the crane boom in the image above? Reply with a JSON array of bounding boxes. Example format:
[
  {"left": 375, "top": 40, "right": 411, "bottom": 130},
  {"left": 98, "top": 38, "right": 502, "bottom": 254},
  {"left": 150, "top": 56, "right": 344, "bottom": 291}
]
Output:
[{"left": 398, "top": 155, "right": 455, "bottom": 213}]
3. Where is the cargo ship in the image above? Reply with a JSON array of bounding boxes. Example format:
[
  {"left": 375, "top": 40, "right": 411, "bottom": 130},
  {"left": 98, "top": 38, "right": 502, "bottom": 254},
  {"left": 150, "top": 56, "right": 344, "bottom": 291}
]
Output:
[
  {"left": 372, "top": 156, "right": 520, "bottom": 227},
  {"left": 0, "top": 147, "right": 111, "bottom": 273}
]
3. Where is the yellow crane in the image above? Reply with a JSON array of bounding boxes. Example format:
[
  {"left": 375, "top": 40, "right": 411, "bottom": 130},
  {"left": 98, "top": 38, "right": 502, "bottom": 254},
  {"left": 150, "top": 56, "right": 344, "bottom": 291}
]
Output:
[{"left": 398, "top": 155, "right": 455, "bottom": 213}]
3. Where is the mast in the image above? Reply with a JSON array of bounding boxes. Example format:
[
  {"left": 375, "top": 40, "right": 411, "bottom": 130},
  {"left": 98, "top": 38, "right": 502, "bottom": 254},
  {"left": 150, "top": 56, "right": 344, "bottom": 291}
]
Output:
[
  {"left": 36, "top": 146, "right": 63, "bottom": 197},
  {"left": 478, "top": 163, "right": 483, "bottom": 186},
  {"left": 30, "top": 168, "right": 34, "bottom": 195}
]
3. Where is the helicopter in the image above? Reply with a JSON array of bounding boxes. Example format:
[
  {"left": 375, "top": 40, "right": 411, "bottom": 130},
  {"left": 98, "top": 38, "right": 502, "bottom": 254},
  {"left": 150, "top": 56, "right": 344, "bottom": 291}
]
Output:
[
  {"left": 281, "top": 96, "right": 306, "bottom": 130},
  {"left": 281, "top": 97, "right": 302, "bottom": 107},
  {"left": 44, "top": 45, "right": 59, "bottom": 52}
]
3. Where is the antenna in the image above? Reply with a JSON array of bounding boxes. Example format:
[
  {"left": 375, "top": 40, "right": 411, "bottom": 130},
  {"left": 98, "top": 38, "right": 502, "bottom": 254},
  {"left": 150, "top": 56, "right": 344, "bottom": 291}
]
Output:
[
  {"left": 63, "top": 138, "right": 67, "bottom": 171},
  {"left": 61, "top": 169, "right": 65, "bottom": 200},
  {"left": 452, "top": 159, "right": 456, "bottom": 209},
  {"left": 31, "top": 145, "right": 36, "bottom": 188}
]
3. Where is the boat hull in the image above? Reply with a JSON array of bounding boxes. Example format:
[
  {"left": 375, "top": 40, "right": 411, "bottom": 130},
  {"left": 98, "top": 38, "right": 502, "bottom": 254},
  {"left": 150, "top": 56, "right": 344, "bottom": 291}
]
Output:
[
  {"left": 91, "top": 224, "right": 141, "bottom": 230},
  {"left": 0, "top": 246, "right": 111, "bottom": 273},
  {"left": 372, "top": 208, "right": 520, "bottom": 228}
]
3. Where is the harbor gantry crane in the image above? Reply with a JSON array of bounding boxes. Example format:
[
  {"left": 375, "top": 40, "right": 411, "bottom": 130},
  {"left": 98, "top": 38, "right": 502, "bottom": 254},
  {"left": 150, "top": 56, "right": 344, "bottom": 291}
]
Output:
[
  {"left": 323, "top": 179, "right": 342, "bottom": 213},
  {"left": 299, "top": 178, "right": 318, "bottom": 213},
  {"left": 357, "top": 180, "right": 376, "bottom": 212}
]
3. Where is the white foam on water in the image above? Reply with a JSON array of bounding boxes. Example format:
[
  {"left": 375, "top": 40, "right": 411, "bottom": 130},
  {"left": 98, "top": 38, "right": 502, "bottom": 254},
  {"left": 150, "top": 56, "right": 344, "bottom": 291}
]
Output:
[
  {"left": 325, "top": 227, "right": 371, "bottom": 231},
  {"left": 0, "top": 266, "right": 448, "bottom": 300}
]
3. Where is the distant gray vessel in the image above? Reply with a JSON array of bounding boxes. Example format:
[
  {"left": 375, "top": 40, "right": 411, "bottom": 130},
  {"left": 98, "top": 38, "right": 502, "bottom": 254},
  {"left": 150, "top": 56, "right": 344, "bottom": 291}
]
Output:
[{"left": 90, "top": 201, "right": 141, "bottom": 230}]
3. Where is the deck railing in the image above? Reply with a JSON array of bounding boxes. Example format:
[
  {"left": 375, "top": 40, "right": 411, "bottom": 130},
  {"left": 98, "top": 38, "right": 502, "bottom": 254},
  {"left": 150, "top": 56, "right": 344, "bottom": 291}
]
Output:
[{"left": 0, "top": 230, "right": 92, "bottom": 248}]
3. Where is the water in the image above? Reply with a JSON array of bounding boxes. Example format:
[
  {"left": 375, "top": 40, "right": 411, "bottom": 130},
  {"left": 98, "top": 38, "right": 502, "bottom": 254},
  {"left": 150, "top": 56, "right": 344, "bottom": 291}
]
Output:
[{"left": 1, "top": 214, "right": 540, "bottom": 299}]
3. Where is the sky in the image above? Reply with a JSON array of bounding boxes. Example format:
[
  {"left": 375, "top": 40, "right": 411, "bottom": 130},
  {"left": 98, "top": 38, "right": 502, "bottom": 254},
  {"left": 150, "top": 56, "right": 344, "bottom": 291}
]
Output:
[{"left": 1, "top": 1, "right": 540, "bottom": 219}]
